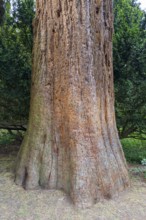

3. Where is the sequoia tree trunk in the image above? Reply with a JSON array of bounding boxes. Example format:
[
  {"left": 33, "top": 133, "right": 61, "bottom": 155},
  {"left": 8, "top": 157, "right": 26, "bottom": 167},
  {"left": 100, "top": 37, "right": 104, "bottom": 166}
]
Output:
[{"left": 15, "top": 0, "right": 130, "bottom": 208}]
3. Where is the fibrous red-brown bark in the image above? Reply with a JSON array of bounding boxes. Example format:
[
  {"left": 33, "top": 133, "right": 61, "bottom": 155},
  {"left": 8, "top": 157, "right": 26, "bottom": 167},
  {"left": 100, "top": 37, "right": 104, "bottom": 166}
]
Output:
[{"left": 15, "top": 0, "right": 130, "bottom": 208}]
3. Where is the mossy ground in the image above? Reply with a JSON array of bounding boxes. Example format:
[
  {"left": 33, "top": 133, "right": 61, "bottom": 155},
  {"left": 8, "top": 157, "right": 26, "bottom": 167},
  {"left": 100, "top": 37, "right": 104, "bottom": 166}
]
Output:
[{"left": 0, "top": 155, "right": 146, "bottom": 220}]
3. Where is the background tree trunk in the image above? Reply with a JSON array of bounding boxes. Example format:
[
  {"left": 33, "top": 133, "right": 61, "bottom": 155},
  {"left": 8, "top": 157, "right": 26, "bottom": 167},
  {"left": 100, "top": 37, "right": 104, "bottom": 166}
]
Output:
[{"left": 15, "top": 0, "right": 130, "bottom": 208}]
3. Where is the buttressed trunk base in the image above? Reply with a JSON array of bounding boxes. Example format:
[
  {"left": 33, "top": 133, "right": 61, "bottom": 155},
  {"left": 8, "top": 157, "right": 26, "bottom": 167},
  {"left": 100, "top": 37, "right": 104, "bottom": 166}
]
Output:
[{"left": 15, "top": 0, "right": 130, "bottom": 208}]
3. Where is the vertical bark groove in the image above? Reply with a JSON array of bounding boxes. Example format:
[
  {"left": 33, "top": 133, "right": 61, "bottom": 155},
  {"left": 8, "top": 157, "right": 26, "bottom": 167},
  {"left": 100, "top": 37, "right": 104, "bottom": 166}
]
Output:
[{"left": 15, "top": 0, "right": 130, "bottom": 208}]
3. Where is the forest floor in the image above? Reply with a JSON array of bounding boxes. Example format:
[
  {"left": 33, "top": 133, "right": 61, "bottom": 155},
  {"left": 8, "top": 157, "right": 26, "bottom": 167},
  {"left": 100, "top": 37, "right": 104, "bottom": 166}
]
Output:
[{"left": 0, "top": 154, "right": 146, "bottom": 220}]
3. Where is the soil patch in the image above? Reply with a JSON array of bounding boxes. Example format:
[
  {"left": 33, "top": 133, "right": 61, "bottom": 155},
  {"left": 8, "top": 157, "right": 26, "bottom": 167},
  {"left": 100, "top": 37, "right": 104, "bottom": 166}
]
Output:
[{"left": 0, "top": 155, "right": 146, "bottom": 220}]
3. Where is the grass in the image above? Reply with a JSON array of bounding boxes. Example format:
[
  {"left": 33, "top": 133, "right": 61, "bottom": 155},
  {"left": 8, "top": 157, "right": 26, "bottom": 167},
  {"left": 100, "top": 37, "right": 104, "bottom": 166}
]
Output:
[{"left": 121, "top": 138, "right": 146, "bottom": 164}]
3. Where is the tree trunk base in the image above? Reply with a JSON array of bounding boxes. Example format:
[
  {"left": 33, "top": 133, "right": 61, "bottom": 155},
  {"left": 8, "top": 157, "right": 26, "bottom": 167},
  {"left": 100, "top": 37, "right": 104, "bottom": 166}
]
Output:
[{"left": 15, "top": 130, "right": 130, "bottom": 208}]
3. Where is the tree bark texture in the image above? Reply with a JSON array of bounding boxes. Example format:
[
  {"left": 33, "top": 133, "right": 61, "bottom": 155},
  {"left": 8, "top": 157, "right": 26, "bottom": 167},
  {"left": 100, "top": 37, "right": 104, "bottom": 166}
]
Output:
[{"left": 15, "top": 0, "right": 130, "bottom": 208}]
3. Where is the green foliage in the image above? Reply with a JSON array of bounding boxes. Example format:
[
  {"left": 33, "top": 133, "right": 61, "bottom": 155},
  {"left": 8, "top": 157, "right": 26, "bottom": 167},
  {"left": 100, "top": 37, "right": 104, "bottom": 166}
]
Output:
[
  {"left": 141, "top": 158, "right": 146, "bottom": 166},
  {"left": 0, "top": 129, "right": 23, "bottom": 154},
  {"left": 0, "top": 0, "right": 5, "bottom": 25},
  {"left": 122, "top": 138, "right": 146, "bottom": 163},
  {"left": 114, "top": 0, "right": 146, "bottom": 139},
  {"left": 0, "top": 130, "right": 16, "bottom": 145},
  {"left": 12, "top": 0, "right": 34, "bottom": 51},
  {"left": 0, "top": 0, "right": 35, "bottom": 129}
]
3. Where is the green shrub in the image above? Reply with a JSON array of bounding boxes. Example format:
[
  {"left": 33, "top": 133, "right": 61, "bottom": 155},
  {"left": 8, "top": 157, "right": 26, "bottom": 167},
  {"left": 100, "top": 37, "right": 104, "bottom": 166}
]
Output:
[
  {"left": 121, "top": 138, "right": 146, "bottom": 164},
  {"left": 0, "top": 130, "right": 15, "bottom": 145}
]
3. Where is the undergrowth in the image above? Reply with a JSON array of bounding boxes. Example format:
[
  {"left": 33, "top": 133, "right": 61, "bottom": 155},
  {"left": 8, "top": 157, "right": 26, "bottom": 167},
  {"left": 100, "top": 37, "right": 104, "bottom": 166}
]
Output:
[{"left": 121, "top": 138, "right": 146, "bottom": 164}]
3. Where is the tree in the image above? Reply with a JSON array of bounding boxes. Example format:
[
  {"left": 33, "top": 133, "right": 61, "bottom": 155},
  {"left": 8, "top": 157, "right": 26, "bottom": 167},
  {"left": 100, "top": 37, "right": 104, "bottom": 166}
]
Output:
[
  {"left": 0, "top": 0, "right": 34, "bottom": 131},
  {"left": 113, "top": 0, "right": 146, "bottom": 139},
  {"left": 15, "top": 0, "right": 129, "bottom": 208}
]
